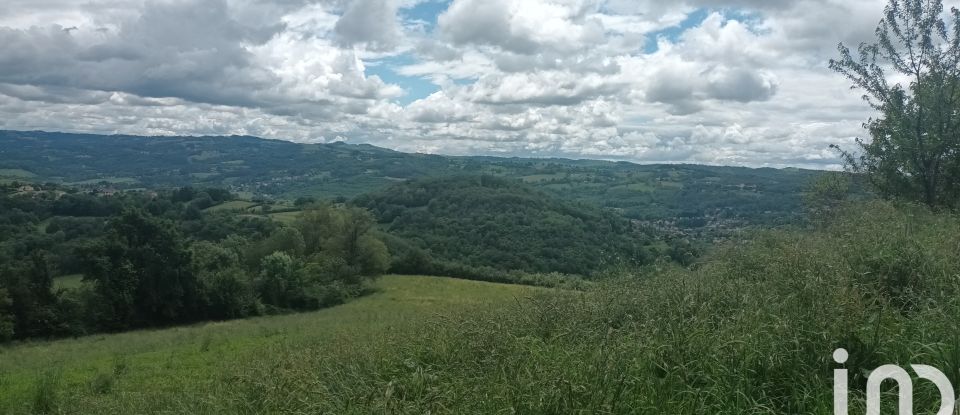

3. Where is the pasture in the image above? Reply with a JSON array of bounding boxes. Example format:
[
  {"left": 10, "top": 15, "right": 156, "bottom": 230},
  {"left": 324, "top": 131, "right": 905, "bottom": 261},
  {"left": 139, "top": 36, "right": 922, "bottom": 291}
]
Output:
[{"left": 0, "top": 275, "right": 540, "bottom": 414}]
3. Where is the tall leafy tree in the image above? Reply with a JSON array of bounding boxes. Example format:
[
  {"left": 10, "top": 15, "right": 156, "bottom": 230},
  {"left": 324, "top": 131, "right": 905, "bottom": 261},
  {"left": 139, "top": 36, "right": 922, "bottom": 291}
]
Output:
[
  {"left": 295, "top": 204, "right": 389, "bottom": 276},
  {"left": 830, "top": 0, "right": 960, "bottom": 208},
  {"left": 0, "top": 251, "right": 63, "bottom": 338},
  {"left": 190, "top": 241, "right": 258, "bottom": 320},
  {"left": 255, "top": 252, "right": 310, "bottom": 309},
  {"left": 83, "top": 210, "right": 198, "bottom": 329}
]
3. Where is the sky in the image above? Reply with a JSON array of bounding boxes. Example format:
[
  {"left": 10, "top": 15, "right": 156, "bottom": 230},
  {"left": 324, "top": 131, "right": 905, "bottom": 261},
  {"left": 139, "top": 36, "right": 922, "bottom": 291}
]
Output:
[{"left": 0, "top": 0, "right": 941, "bottom": 169}]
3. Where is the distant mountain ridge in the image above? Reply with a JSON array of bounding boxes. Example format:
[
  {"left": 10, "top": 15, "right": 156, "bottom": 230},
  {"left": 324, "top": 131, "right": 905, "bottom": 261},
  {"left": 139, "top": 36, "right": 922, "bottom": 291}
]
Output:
[{"left": 0, "top": 129, "right": 826, "bottom": 232}]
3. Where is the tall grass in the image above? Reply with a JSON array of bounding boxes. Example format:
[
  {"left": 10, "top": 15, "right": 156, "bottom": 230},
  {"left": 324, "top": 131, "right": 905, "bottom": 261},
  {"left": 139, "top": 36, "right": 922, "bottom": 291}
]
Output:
[
  {"left": 0, "top": 201, "right": 957, "bottom": 413},
  {"left": 215, "top": 201, "right": 960, "bottom": 413},
  {"left": 0, "top": 276, "right": 539, "bottom": 414},
  {"left": 30, "top": 370, "right": 60, "bottom": 414}
]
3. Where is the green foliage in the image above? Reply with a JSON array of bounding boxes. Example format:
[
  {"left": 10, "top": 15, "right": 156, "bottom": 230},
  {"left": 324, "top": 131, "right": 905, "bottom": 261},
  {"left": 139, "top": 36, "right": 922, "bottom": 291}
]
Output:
[
  {"left": 0, "top": 130, "right": 826, "bottom": 237},
  {"left": 354, "top": 235, "right": 390, "bottom": 276},
  {"left": 244, "top": 226, "right": 305, "bottom": 269},
  {"left": 82, "top": 210, "right": 199, "bottom": 329},
  {"left": 0, "top": 251, "right": 66, "bottom": 338},
  {"left": 294, "top": 196, "right": 317, "bottom": 207},
  {"left": 0, "top": 184, "right": 387, "bottom": 343},
  {"left": 256, "top": 252, "right": 312, "bottom": 310},
  {"left": 0, "top": 287, "right": 14, "bottom": 341},
  {"left": 357, "top": 176, "right": 656, "bottom": 276},
  {"left": 212, "top": 201, "right": 960, "bottom": 413},
  {"left": 30, "top": 370, "right": 60, "bottom": 414},
  {"left": 295, "top": 203, "right": 390, "bottom": 276},
  {"left": 0, "top": 275, "right": 538, "bottom": 414},
  {"left": 826, "top": 201, "right": 960, "bottom": 308},
  {"left": 190, "top": 242, "right": 259, "bottom": 320},
  {"left": 88, "top": 372, "right": 114, "bottom": 395},
  {"left": 0, "top": 197, "right": 956, "bottom": 414},
  {"left": 830, "top": 0, "right": 960, "bottom": 208},
  {"left": 804, "top": 171, "right": 855, "bottom": 221}
]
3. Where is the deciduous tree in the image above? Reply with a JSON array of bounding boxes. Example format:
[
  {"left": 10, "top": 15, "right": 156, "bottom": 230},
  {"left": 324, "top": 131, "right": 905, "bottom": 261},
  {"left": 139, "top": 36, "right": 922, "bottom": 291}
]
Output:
[{"left": 830, "top": 0, "right": 960, "bottom": 208}]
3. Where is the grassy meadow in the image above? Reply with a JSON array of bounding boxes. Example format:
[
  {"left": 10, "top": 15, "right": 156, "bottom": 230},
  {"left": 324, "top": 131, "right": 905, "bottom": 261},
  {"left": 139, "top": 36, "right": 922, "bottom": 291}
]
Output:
[
  {"left": 51, "top": 275, "right": 84, "bottom": 291},
  {"left": 0, "top": 169, "right": 37, "bottom": 179},
  {"left": 203, "top": 200, "right": 257, "bottom": 212},
  {"left": 0, "top": 276, "right": 541, "bottom": 414},
  {"left": 1, "top": 201, "right": 958, "bottom": 414}
]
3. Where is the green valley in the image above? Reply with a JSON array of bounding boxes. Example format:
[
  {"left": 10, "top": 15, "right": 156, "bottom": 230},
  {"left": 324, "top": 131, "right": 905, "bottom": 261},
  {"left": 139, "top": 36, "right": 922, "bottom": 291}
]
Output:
[{"left": 0, "top": 130, "right": 826, "bottom": 237}]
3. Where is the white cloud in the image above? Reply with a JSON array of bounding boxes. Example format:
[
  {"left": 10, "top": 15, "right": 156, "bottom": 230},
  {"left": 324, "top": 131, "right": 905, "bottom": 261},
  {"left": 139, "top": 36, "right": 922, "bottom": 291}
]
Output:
[
  {"left": 0, "top": 0, "right": 926, "bottom": 169},
  {"left": 334, "top": 0, "right": 403, "bottom": 51},
  {"left": 438, "top": 0, "right": 606, "bottom": 55}
]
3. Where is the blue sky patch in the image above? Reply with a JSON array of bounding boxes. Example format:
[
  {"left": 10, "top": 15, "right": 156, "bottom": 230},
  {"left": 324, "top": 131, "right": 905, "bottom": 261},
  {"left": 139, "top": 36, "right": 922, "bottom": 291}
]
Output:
[
  {"left": 644, "top": 8, "right": 710, "bottom": 54},
  {"left": 400, "top": 0, "right": 451, "bottom": 32},
  {"left": 365, "top": 54, "right": 440, "bottom": 105},
  {"left": 643, "top": 8, "right": 762, "bottom": 54}
]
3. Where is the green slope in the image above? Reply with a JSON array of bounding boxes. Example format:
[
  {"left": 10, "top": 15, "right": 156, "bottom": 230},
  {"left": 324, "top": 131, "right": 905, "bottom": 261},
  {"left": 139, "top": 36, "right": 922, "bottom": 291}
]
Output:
[
  {"left": 356, "top": 175, "right": 658, "bottom": 275},
  {"left": 0, "top": 275, "right": 541, "bottom": 414}
]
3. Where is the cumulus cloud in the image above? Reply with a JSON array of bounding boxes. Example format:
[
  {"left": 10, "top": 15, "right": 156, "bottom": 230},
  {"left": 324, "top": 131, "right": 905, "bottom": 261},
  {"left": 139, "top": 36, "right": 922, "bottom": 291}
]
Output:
[
  {"left": 438, "top": 0, "right": 605, "bottom": 54},
  {"left": 0, "top": 0, "right": 924, "bottom": 168},
  {"left": 706, "top": 67, "right": 777, "bottom": 103},
  {"left": 334, "top": 0, "right": 403, "bottom": 51},
  {"left": 459, "top": 71, "right": 626, "bottom": 106},
  {"left": 0, "top": 0, "right": 278, "bottom": 107},
  {"left": 405, "top": 92, "right": 475, "bottom": 123}
]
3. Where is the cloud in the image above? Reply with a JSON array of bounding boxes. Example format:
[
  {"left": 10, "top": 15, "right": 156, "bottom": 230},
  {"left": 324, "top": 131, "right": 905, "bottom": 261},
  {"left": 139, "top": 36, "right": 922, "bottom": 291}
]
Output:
[
  {"left": 335, "top": 0, "right": 403, "bottom": 51},
  {"left": 437, "top": 0, "right": 605, "bottom": 54},
  {"left": 0, "top": 0, "right": 279, "bottom": 107},
  {"left": 0, "top": 83, "right": 112, "bottom": 105},
  {"left": 706, "top": 67, "right": 777, "bottom": 103},
  {"left": 405, "top": 92, "right": 475, "bottom": 123},
  {"left": 459, "top": 71, "right": 626, "bottom": 106},
  {"left": 0, "top": 0, "right": 918, "bottom": 169}
]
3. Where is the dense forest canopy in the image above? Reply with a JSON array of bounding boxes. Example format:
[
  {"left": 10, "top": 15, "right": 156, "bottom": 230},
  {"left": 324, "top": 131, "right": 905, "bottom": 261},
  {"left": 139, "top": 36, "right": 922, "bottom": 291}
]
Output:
[{"left": 355, "top": 176, "right": 665, "bottom": 276}]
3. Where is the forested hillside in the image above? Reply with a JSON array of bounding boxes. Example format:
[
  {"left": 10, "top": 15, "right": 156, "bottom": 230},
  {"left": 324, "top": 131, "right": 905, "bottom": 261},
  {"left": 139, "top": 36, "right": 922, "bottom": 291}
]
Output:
[
  {"left": 356, "top": 176, "right": 663, "bottom": 277},
  {"left": 0, "top": 130, "right": 825, "bottom": 236}
]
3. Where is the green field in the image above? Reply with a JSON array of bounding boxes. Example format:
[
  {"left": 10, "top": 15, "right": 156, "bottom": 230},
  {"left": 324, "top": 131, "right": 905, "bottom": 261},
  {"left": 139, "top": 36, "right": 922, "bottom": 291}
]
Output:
[
  {"left": 53, "top": 274, "right": 85, "bottom": 290},
  {"left": 189, "top": 172, "right": 220, "bottom": 179},
  {"left": 66, "top": 177, "right": 139, "bottom": 186},
  {"left": 0, "top": 275, "right": 540, "bottom": 414},
  {"left": 266, "top": 210, "right": 302, "bottom": 224},
  {"left": 0, "top": 169, "right": 36, "bottom": 178},
  {"left": 203, "top": 200, "right": 257, "bottom": 212},
  {"left": 520, "top": 173, "right": 565, "bottom": 183}
]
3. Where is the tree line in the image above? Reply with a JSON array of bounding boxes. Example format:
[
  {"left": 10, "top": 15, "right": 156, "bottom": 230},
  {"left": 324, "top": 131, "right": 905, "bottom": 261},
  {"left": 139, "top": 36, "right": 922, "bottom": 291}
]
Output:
[{"left": 0, "top": 185, "right": 387, "bottom": 342}]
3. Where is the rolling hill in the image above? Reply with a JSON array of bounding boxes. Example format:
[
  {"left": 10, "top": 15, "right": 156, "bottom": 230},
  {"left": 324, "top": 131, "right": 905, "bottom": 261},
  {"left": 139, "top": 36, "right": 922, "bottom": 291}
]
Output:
[
  {"left": 356, "top": 176, "right": 658, "bottom": 276},
  {"left": 0, "top": 130, "right": 827, "bottom": 235}
]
